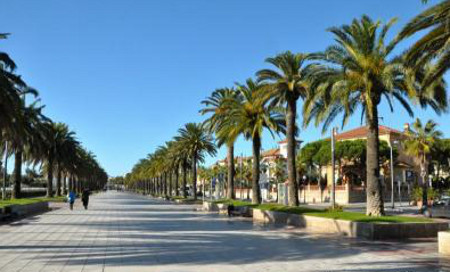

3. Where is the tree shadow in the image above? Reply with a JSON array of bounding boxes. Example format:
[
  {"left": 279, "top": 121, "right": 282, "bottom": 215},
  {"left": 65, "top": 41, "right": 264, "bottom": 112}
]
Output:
[{"left": 0, "top": 191, "right": 448, "bottom": 272}]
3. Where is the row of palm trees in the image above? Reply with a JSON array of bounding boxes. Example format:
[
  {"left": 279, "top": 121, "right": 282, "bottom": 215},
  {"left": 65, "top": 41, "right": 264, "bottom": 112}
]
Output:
[
  {"left": 1, "top": 34, "right": 107, "bottom": 199},
  {"left": 126, "top": 1, "right": 449, "bottom": 216},
  {"left": 126, "top": 123, "right": 216, "bottom": 200}
]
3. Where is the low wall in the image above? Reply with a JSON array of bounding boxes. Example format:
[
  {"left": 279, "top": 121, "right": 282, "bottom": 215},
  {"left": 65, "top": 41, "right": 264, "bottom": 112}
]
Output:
[
  {"left": 7, "top": 202, "right": 49, "bottom": 217},
  {"left": 253, "top": 209, "right": 448, "bottom": 240},
  {"left": 438, "top": 231, "right": 450, "bottom": 255}
]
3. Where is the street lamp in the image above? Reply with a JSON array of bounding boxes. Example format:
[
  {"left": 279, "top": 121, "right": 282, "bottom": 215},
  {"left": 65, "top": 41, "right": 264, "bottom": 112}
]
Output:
[
  {"left": 2, "top": 143, "right": 7, "bottom": 200},
  {"left": 389, "top": 140, "right": 399, "bottom": 209},
  {"left": 331, "top": 127, "right": 338, "bottom": 208}
]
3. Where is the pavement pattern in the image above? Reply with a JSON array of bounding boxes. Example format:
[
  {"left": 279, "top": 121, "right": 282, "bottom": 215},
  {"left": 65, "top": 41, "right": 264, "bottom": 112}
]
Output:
[{"left": 0, "top": 191, "right": 449, "bottom": 272}]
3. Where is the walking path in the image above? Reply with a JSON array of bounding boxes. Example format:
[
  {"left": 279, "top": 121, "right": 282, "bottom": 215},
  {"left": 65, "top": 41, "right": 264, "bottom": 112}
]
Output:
[{"left": 0, "top": 191, "right": 449, "bottom": 272}]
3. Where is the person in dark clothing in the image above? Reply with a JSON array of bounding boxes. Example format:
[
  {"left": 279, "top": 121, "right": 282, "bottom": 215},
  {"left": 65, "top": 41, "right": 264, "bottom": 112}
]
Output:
[
  {"left": 81, "top": 189, "right": 90, "bottom": 210},
  {"left": 227, "top": 204, "right": 234, "bottom": 217}
]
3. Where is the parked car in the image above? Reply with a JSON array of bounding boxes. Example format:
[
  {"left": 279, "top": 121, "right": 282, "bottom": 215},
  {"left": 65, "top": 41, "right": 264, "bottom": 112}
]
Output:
[{"left": 427, "top": 196, "right": 450, "bottom": 218}]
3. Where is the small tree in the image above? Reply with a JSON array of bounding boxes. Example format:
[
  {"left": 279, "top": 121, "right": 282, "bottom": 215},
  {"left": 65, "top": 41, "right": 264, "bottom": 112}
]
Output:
[{"left": 404, "top": 119, "right": 442, "bottom": 211}]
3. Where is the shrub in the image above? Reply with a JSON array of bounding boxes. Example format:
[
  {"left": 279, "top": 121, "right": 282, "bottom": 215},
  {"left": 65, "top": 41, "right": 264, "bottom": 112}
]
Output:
[{"left": 412, "top": 186, "right": 438, "bottom": 202}]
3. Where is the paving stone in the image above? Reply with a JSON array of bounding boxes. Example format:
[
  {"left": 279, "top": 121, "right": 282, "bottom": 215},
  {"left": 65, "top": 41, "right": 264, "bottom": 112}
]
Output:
[{"left": 0, "top": 191, "right": 448, "bottom": 272}]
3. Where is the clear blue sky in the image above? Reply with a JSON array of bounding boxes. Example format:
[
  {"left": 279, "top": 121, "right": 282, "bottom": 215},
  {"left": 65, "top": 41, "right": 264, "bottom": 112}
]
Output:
[{"left": 1, "top": 0, "right": 448, "bottom": 177}]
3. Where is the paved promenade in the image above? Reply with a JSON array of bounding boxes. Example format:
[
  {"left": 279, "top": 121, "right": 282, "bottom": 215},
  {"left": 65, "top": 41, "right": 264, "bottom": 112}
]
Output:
[{"left": 0, "top": 191, "right": 449, "bottom": 272}]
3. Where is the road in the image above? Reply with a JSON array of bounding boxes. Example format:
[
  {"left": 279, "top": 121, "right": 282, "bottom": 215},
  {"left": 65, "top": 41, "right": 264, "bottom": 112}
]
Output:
[{"left": 0, "top": 191, "right": 449, "bottom": 272}]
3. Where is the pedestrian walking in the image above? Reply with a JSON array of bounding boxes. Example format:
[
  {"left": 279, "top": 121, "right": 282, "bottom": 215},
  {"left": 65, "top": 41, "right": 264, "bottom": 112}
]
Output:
[
  {"left": 82, "top": 189, "right": 90, "bottom": 210},
  {"left": 67, "top": 190, "right": 76, "bottom": 210}
]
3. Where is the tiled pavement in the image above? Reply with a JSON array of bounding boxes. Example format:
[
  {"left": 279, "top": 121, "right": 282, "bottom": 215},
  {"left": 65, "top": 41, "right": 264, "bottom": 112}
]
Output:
[{"left": 0, "top": 191, "right": 449, "bottom": 272}]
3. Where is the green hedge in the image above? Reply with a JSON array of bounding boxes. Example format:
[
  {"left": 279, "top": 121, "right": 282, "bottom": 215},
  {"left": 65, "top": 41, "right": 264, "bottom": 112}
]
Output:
[{"left": 0, "top": 196, "right": 65, "bottom": 208}]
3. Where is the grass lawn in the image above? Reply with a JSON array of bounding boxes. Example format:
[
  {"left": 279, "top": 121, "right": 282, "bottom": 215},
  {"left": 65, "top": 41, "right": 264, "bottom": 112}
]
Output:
[
  {"left": 212, "top": 200, "right": 432, "bottom": 223},
  {"left": 213, "top": 199, "right": 258, "bottom": 207},
  {"left": 304, "top": 211, "right": 432, "bottom": 223},
  {"left": 171, "top": 197, "right": 203, "bottom": 204},
  {"left": 0, "top": 196, "right": 66, "bottom": 208}
]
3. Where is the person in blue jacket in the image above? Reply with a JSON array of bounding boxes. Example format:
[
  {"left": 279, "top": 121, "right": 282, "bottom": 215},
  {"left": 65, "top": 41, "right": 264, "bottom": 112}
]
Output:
[{"left": 67, "top": 190, "right": 76, "bottom": 210}]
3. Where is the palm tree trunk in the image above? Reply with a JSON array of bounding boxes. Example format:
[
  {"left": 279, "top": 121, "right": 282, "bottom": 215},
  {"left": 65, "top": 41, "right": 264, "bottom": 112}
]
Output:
[
  {"left": 69, "top": 175, "right": 73, "bottom": 191},
  {"left": 47, "top": 158, "right": 54, "bottom": 197},
  {"left": 175, "top": 166, "right": 179, "bottom": 196},
  {"left": 227, "top": 143, "right": 235, "bottom": 199},
  {"left": 182, "top": 159, "right": 187, "bottom": 198},
  {"left": 12, "top": 149, "right": 22, "bottom": 199},
  {"left": 168, "top": 172, "right": 173, "bottom": 197},
  {"left": 252, "top": 134, "right": 262, "bottom": 204},
  {"left": 421, "top": 158, "right": 428, "bottom": 211},
  {"left": 192, "top": 154, "right": 198, "bottom": 200},
  {"left": 56, "top": 165, "right": 62, "bottom": 197},
  {"left": 62, "top": 173, "right": 67, "bottom": 195},
  {"left": 365, "top": 106, "right": 384, "bottom": 216},
  {"left": 164, "top": 172, "right": 168, "bottom": 196},
  {"left": 286, "top": 97, "right": 299, "bottom": 206}
]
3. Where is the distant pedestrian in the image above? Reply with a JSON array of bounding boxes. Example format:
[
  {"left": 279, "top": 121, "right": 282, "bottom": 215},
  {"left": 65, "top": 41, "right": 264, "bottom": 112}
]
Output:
[
  {"left": 81, "top": 189, "right": 90, "bottom": 210},
  {"left": 67, "top": 191, "right": 76, "bottom": 210}
]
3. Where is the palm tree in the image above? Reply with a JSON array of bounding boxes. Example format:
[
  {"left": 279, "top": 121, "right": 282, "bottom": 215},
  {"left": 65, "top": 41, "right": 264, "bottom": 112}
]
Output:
[
  {"left": 403, "top": 119, "right": 442, "bottom": 211},
  {"left": 257, "top": 51, "right": 315, "bottom": 206},
  {"left": 303, "top": 16, "right": 447, "bottom": 216},
  {"left": 270, "top": 157, "right": 287, "bottom": 202},
  {"left": 177, "top": 143, "right": 190, "bottom": 198},
  {"left": 53, "top": 123, "right": 78, "bottom": 196},
  {"left": 201, "top": 88, "right": 240, "bottom": 199},
  {"left": 154, "top": 145, "right": 170, "bottom": 197},
  {"left": 218, "top": 79, "right": 285, "bottom": 204},
  {"left": 397, "top": 0, "right": 450, "bottom": 86},
  {"left": 0, "top": 33, "right": 26, "bottom": 137},
  {"left": 175, "top": 123, "right": 217, "bottom": 200},
  {"left": 12, "top": 101, "right": 50, "bottom": 199}
]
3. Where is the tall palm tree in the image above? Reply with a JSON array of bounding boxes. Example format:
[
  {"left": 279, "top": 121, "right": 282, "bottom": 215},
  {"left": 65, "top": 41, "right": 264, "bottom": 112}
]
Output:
[
  {"left": 11, "top": 101, "right": 48, "bottom": 199},
  {"left": 0, "top": 33, "right": 26, "bottom": 136},
  {"left": 257, "top": 51, "right": 315, "bottom": 206},
  {"left": 167, "top": 140, "right": 183, "bottom": 196},
  {"left": 154, "top": 145, "right": 169, "bottom": 197},
  {"left": 403, "top": 119, "right": 442, "bottom": 211},
  {"left": 303, "top": 16, "right": 447, "bottom": 216},
  {"left": 397, "top": 0, "right": 450, "bottom": 86},
  {"left": 201, "top": 87, "right": 240, "bottom": 199},
  {"left": 41, "top": 122, "right": 61, "bottom": 197},
  {"left": 175, "top": 123, "right": 217, "bottom": 200},
  {"left": 218, "top": 79, "right": 286, "bottom": 204},
  {"left": 53, "top": 123, "right": 78, "bottom": 196},
  {"left": 176, "top": 142, "right": 191, "bottom": 198}
]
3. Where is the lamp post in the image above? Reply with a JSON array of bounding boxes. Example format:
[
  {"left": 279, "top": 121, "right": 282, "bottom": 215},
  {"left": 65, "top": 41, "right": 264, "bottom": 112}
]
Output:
[
  {"left": 2, "top": 142, "right": 7, "bottom": 200},
  {"left": 389, "top": 140, "right": 399, "bottom": 209},
  {"left": 331, "top": 127, "right": 337, "bottom": 208}
]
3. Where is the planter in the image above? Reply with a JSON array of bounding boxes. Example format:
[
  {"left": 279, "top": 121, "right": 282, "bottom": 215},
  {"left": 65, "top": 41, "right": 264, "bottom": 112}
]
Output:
[
  {"left": 416, "top": 200, "right": 434, "bottom": 209},
  {"left": 438, "top": 231, "right": 450, "bottom": 256},
  {"left": 202, "top": 202, "right": 253, "bottom": 217},
  {"left": 253, "top": 209, "right": 448, "bottom": 240},
  {"left": 217, "top": 203, "right": 229, "bottom": 214},
  {"left": 202, "top": 201, "right": 218, "bottom": 212}
]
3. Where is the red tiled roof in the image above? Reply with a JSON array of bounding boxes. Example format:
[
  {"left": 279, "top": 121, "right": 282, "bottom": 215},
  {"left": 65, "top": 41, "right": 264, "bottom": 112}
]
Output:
[
  {"left": 335, "top": 125, "right": 403, "bottom": 141},
  {"left": 261, "top": 148, "right": 281, "bottom": 158}
]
